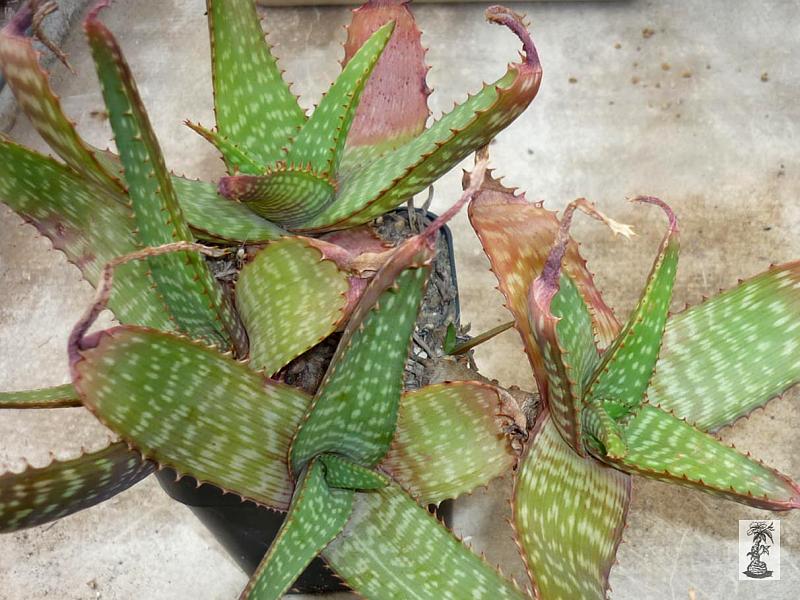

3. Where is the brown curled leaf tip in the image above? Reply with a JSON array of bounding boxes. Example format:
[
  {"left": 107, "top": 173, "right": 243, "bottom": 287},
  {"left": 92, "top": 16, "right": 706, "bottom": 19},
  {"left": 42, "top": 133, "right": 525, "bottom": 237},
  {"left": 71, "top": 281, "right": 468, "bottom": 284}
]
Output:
[
  {"left": 485, "top": 5, "right": 539, "bottom": 67},
  {"left": 632, "top": 195, "right": 679, "bottom": 232}
]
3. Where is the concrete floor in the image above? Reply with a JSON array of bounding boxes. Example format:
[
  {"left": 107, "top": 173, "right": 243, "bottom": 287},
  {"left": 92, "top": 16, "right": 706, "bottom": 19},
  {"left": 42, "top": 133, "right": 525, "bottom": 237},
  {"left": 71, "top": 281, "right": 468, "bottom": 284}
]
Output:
[{"left": 1, "top": 0, "right": 799, "bottom": 598}]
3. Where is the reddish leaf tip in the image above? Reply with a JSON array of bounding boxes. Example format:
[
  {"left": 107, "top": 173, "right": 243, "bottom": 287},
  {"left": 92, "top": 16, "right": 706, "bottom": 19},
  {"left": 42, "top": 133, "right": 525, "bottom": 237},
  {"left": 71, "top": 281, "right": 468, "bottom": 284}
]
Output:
[{"left": 485, "top": 5, "right": 540, "bottom": 70}]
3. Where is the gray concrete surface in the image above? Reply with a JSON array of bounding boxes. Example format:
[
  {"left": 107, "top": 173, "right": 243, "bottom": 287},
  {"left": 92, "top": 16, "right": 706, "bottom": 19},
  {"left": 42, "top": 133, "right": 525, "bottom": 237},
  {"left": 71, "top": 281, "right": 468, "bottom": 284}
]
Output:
[{"left": 1, "top": 0, "right": 799, "bottom": 598}]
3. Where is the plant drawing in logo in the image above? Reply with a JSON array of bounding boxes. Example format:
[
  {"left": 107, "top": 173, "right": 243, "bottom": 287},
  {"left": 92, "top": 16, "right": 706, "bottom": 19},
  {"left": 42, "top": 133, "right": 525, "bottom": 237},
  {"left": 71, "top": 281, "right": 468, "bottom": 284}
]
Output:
[{"left": 744, "top": 521, "right": 775, "bottom": 579}]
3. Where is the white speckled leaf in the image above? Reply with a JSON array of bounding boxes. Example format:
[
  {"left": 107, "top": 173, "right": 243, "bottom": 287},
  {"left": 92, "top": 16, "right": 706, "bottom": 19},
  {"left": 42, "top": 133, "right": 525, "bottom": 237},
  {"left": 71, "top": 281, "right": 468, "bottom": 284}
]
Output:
[
  {"left": 0, "top": 138, "right": 173, "bottom": 331},
  {"left": 324, "top": 483, "right": 524, "bottom": 599},
  {"left": 236, "top": 237, "right": 350, "bottom": 376},
  {"left": 207, "top": 0, "right": 306, "bottom": 165},
  {"left": 584, "top": 199, "right": 678, "bottom": 415},
  {"left": 648, "top": 261, "right": 800, "bottom": 431},
  {"left": 287, "top": 22, "right": 394, "bottom": 176},
  {"left": 320, "top": 454, "right": 388, "bottom": 490},
  {"left": 296, "top": 10, "right": 542, "bottom": 232},
  {"left": 514, "top": 411, "right": 631, "bottom": 600},
  {"left": 0, "top": 442, "right": 153, "bottom": 532},
  {"left": 0, "top": 7, "right": 123, "bottom": 193},
  {"left": 242, "top": 459, "right": 354, "bottom": 600},
  {"left": 86, "top": 10, "right": 245, "bottom": 353},
  {"left": 0, "top": 383, "right": 79, "bottom": 409},
  {"left": 381, "top": 382, "right": 516, "bottom": 505},
  {"left": 185, "top": 121, "right": 263, "bottom": 175},
  {"left": 72, "top": 327, "right": 312, "bottom": 511},
  {"left": 606, "top": 405, "right": 800, "bottom": 510}
]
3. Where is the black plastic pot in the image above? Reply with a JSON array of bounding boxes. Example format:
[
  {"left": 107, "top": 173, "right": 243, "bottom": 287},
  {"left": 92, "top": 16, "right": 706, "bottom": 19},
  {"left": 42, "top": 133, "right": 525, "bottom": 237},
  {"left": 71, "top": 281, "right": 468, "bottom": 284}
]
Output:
[{"left": 157, "top": 210, "right": 459, "bottom": 593}]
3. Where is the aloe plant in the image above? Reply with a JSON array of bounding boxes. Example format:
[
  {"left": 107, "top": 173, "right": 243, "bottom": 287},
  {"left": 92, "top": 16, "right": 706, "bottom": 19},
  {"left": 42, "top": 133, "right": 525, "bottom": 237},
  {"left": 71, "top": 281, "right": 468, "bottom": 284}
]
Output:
[{"left": 469, "top": 174, "right": 800, "bottom": 598}]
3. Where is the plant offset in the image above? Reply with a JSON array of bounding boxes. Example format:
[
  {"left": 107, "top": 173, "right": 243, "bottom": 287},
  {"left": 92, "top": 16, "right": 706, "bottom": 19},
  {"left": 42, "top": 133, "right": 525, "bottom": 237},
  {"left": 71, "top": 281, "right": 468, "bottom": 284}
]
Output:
[{"left": 0, "top": 2, "right": 798, "bottom": 600}]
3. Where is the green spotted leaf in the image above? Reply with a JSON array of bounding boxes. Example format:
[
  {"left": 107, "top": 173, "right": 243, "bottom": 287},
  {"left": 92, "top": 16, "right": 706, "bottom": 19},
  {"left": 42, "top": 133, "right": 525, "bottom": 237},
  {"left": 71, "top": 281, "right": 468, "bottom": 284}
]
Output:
[
  {"left": 468, "top": 175, "right": 621, "bottom": 401},
  {"left": 648, "top": 262, "right": 800, "bottom": 431},
  {"left": 514, "top": 412, "right": 631, "bottom": 600},
  {"left": 529, "top": 272, "right": 600, "bottom": 455},
  {"left": 381, "top": 382, "right": 516, "bottom": 505},
  {"left": 341, "top": 0, "right": 431, "bottom": 165},
  {"left": 584, "top": 198, "right": 678, "bottom": 415},
  {"left": 320, "top": 454, "right": 388, "bottom": 491},
  {"left": 287, "top": 22, "right": 394, "bottom": 176},
  {"left": 0, "top": 7, "right": 123, "bottom": 194},
  {"left": 85, "top": 9, "right": 245, "bottom": 353},
  {"left": 170, "top": 175, "right": 286, "bottom": 243},
  {"left": 289, "top": 265, "right": 429, "bottom": 473},
  {"left": 324, "top": 483, "right": 525, "bottom": 599},
  {"left": 296, "top": 10, "right": 542, "bottom": 232},
  {"left": 184, "top": 121, "right": 263, "bottom": 175},
  {"left": 236, "top": 237, "right": 350, "bottom": 376},
  {"left": 581, "top": 404, "right": 627, "bottom": 459},
  {"left": 605, "top": 405, "right": 800, "bottom": 510},
  {"left": 217, "top": 167, "right": 334, "bottom": 227},
  {"left": 0, "top": 138, "right": 173, "bottom": 331},
  {"left": 0, "top": 442, "right": 153, "bottom": 532},
  {"left": 72, "top": 327, "right": 312, "bottom": 511},
  {"left": 242, "top": 459, "right": 354, "bottom": 600},
  {"left": 0, "top": 384, "right": 79, "bottom": 409},
  {"left": 207, "top": 0, "right": 306, "bottom": 165}
]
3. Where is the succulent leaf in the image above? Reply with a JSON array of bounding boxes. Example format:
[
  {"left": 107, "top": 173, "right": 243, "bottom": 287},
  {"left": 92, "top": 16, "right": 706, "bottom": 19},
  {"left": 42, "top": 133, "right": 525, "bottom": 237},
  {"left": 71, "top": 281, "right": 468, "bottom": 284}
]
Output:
[
  {"left": 381, "top": 382, "right": 517, "bottom": 505},
  {"left": 236, "top": 237, "right": 351, "bottom": 376},
  {"left": 341, "top": 0, "right": 430, "bottom": 165},
  {"left": 242, "top": 459, "right": 354, "bottom": 600},
  {"left": 170, "top": 175, "right": 286, "bottom": 243},
  {"left": 72, "top": 326, "right": 312, "bottom": 511},
  {"left": 648, "top": 261, "right": 800, "bottom": 431},
  {"left": 469, "top": 174, "right": 620, "bottom": 401},
  {"left": 286, "top": 21, "right": 395, "bottom": 176},
  {"left": 0, "top": 442, "right": 153, "bottom": 532},
  {"left": 206, "top": 0, "right": 306, "bottom": 165},
  {"left": 604, "top": 405, "right": 800, "bottom": 510},
  {"left": 296, "top": 7, "right": 542, "bottom": 232},
  {"left": 0, "top": 138, "right": 174, "bottom": 331},
  {"left": 584, "top": 198, "right": 678, "bottom": 414},
  {"left": 0, "top": 6, "right": 123, "bottom": 194},
  {"left": 184, "top": 121, "right": 263, "bottom": 175},
  {"left": 218, "top": 167, "right": 335, "bottom": 227},
  {"left": 320, "top": 454, "right": 388, "bottom": 491},
  {"left": 514, "top": 411, "right": 631, "bottom": 600},
  {"left": 0, "top": 384, "right": 79, "bottom": 409},
  {"left": 290, "top": 156, "right": 488, "bottom": 474},
  {"left": 581, "top": 404, "right": 627, "bottom": 459},
  {"left": 323, "top": 483, "right": 526, "bottom": 599},
  {"left": 85, "top": 6, "right": 245, "bottom": 353}
]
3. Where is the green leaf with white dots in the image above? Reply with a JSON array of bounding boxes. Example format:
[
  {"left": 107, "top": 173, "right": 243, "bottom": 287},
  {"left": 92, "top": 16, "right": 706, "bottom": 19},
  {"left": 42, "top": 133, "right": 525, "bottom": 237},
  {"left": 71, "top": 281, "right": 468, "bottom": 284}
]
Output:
[
  {"left": 647, "top": 261, "right": 800, "bottom": 431},
  {"left": 184, "top": 121, "right": 263, "bottom": 175},
  {"left": 604, "top": 405, "right": 800, "bottom": 510},
  {"left": 218, "top": 166, "right": 334, "bottom": 227},
  {"left": 85, "top": 9, "right": 245, "bottom": 353},
  {"left": 0, "top": 6, "right": 123, "bottom": 194},
  {"left": 207, "top": 0, "right": 306, "bottom": 165},
  {"left": 514, "top": 411, "right": 631, "bottom": 600},
  {"left": 0, "top": 442, "right": 153, "bottom": 532},
  {"left": 0, "top": 138, "right": 174, "bottom": 331},
  {"left": 286, "top": 22, "right": 394, "bottom": 177},
  {"left": 170, "top": 175, "right": 286, "bottom": 243},
  {"left": 320, "top": 454, "right": 388, "bottom": 491},
  {"left": 584, "top": 198, "right": 678, "bottom": 414},
  {"left": 381, "top": 382, "right": 517, "bottom": 505},
  {"left": 324, "top": 482, "right": 525, "bottom": 599},
  {"left": 242, "top": 458, "right": 354, "bottom": 600},
  {"left": 0, "top": 384, "right": 80, "bottom": 409},
  {"left": 581, "top": 403, "right": 627, "bottom": 459},
  {"left": 72, "top": 327, "right": 312, "bottom": 511},
  {"left": 289, "top": 264, "right": 429, "bottom": 473},
  {"left": 236, "top": 237, "right": 350, "bottom": 376},
  {"left": 295, "top": 9, "right": 542, "bottom": 232}
]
